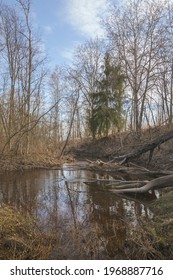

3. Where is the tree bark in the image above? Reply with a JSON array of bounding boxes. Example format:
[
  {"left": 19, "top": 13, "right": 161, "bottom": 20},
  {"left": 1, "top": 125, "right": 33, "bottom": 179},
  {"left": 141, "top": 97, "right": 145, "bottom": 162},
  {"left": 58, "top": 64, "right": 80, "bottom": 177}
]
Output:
[
  {"left": 59, "top": 92, "right": 80, "bottom": 158},
  {"left": 114, "top": 129, "right": 173, "bottom": 164}
]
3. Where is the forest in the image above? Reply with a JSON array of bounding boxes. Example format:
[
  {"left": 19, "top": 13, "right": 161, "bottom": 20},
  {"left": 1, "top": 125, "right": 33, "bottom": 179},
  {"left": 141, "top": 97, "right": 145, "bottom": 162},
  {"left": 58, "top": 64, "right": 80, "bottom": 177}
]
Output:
[
  {"left": 1, "top": 0, "right": 173, "bottom": 260},
  {"left": 1, "top": 0, "right": 173, "bottom": 160}
]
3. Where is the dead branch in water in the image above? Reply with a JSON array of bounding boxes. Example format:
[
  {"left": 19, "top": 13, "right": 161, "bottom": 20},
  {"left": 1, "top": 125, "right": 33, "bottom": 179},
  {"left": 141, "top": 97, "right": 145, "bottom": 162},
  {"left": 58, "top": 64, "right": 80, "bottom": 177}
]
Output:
[
  {"left": 86, "top": 159, "right": 173, "bottom": 177},
  {"left": 108, "top": 174, "right": 173, "bottom": 194},
  {"left": 84, "top": 157, "right": 173, "bottom": 194},
  {"left": 84, "top": 175, "right": 173, "bottom": 193}
]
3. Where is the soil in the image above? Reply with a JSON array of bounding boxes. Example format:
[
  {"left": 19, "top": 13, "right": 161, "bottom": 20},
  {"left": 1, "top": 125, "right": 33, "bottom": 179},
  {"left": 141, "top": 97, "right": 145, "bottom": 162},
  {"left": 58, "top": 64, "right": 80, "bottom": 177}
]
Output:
[{"left": 68, "top": 124, "right": 173, "bottom": 171}]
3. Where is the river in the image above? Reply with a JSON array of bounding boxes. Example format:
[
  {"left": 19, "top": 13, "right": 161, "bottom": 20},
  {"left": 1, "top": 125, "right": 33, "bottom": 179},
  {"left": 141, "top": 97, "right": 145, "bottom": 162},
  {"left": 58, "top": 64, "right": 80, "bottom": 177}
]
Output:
[{"left": 0, "top": 162, "right": 158, "bottom": 259}]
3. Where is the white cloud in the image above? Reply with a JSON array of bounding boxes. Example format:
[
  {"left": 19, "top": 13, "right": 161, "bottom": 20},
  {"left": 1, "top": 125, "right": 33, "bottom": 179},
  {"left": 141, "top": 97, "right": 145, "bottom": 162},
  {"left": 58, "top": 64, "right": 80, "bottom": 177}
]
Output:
[{"left": 65, "top": 0, "right": 110, "bottom": 38}]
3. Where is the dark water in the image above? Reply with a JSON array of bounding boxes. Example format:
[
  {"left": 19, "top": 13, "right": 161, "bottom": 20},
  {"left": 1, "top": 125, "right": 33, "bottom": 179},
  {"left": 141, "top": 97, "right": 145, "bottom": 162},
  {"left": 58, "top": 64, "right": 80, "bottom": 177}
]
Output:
[{"left": 0, "top": 162, "right": 158, "bottom": 259}]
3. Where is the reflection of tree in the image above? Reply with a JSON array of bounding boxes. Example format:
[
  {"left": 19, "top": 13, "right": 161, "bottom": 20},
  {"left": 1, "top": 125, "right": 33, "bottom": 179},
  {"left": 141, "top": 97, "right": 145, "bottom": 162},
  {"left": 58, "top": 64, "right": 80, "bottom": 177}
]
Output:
[
  {"left": 0, "top": 170, "right": 41, "bottom": 213},
  {"left": 86, "top": 191, "right": 126, "bottom": 258},
  {"left": 85, "top": 174, "right": 152, "bottom": 259},
  {"left": 51, "top": 181, "right": 59, "bottom": 233},
  {"left": 61, "top": 169, "right": 77, "bottom": 229},
  {"left": 43, "top": 168, "right": 80, "bottom": 233},
  {"left": 0, "top": 167, "right": 154, "bottom": 259}
]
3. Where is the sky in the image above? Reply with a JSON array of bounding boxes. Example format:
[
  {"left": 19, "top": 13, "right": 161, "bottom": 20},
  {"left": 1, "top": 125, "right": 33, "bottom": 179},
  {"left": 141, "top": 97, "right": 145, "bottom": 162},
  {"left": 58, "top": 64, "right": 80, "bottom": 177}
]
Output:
[{"left": 4, "top": 0, "right": 113, "bottom": 69}]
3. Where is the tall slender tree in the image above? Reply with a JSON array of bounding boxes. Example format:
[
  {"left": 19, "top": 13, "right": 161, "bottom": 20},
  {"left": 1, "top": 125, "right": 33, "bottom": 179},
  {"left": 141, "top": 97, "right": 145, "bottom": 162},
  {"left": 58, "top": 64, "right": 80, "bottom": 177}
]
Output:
[
  {"left": 0, "top": 0, "right": 47, "bottom": 155},
  {"left": 89, "top": 52, "right": 125, "bottom": 138}
]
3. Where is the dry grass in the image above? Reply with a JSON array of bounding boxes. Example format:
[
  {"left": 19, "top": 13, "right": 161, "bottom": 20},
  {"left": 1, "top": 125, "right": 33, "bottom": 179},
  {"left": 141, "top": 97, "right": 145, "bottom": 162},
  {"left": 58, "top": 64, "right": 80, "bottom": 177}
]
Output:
[
  {"left": 123, "top": 221, "right": 164, "bottom": 259},
  {"left": 0, "top": 153, "right": 63, "bottom": 172},
  {"left": 0, "top": 205, "right": 56, "bottom": 259},
  {"left": 1, "top": 204, "right": 172, "bottom": 259},
  {"left": 0, "top": 152, "right": 76, "bottom": 172}
]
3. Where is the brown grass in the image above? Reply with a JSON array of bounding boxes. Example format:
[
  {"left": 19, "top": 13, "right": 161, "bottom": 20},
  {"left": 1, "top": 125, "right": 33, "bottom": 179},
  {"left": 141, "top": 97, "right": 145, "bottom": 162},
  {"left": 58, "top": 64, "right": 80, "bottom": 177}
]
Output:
[{"left": 0, "top": 205, "right": 56, "bottom": 259}]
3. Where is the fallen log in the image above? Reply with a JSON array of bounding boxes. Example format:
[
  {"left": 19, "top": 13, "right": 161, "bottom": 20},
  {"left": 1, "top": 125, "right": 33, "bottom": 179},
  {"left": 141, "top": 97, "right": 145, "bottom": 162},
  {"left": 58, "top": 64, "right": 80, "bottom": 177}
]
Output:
[
  {"left": 107, "top": 182, "right": 148, "bottom": 189},
  {"left": 84, "top": 179, "right": 126, "bottom": 186},
  {"left": 109, "top": 174, "right": 173, "bottom": 194},
  {"left": 113, "top": 129, "right": 173, "bottom": 164}
]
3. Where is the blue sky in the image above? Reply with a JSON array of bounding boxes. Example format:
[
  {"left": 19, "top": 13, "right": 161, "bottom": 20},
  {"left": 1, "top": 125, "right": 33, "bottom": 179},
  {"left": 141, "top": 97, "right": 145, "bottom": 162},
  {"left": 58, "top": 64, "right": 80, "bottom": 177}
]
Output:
[{"left": 5, "top": 0, "right": 113, "bottom": 69}]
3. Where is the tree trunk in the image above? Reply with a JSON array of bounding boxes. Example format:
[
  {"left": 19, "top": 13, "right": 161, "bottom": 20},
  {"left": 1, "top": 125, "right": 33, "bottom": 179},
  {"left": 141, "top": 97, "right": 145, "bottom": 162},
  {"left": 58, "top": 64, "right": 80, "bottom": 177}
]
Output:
[
  {"left": 59, "top": 93, "right": 80, "bottom": 158},
  {"left": 114, "top": 129, "right": 173, "bottom": 164}
]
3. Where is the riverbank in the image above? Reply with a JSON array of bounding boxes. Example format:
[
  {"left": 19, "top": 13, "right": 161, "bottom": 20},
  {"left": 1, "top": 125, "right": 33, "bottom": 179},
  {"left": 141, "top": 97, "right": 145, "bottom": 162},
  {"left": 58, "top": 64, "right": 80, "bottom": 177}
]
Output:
[
  {"left": 1, "top": 124, "right": 173, "bottom": 172},
  {"left": 0, "top": 154, "right": 75, "bottom": 173},
  {"left": 69, "top": 124, "right": 173, "bottom": 171}
]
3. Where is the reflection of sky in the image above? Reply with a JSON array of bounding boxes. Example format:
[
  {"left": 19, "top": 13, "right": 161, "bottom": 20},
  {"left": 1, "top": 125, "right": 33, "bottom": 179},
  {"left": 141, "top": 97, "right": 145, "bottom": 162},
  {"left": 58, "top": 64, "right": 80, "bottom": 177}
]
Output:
[{"left": 35, "top": 168, "right": 92, "bottom": 229}]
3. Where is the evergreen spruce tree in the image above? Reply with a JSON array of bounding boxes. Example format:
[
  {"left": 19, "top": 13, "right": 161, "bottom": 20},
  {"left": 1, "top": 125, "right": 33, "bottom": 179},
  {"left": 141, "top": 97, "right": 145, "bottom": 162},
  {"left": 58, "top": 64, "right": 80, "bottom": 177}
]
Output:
[{"left": 89, "top": 52, "right": 125, "bottom": 138}]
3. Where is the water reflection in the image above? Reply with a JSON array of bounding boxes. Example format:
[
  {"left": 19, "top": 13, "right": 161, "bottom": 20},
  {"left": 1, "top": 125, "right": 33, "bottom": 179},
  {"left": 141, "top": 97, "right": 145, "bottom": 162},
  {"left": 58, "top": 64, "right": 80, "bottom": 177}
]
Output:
[{"left": 0, "top": 163, "right": 156, "bottom": 259}]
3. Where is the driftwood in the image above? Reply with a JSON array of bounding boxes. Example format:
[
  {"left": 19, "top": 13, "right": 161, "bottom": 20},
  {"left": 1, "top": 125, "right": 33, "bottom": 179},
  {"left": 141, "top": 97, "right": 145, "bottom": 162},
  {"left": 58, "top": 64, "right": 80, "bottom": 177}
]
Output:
[
  {"left": 113, "top": 129, "right": 173, "bottom": 164},
  {"left": 109, "top": 174, "right": 173, "bottom": 194},
  {"left": 86, "top": 159, "right": 112, "bottom": 166},
  {"left": 107, "top": 181, "right": 149, "bottom": 189},
  {"left": 84, "top": 156, "right": 173, "bottom": 194},
  {"left": 86, "top": 159, "right": 173, "bottom": 177},
  {"left": 83, "top": 174, "right": 173, "bottom": 194},
  {"left": 84, "top": 179, "right": 148, "bottom": 187}
]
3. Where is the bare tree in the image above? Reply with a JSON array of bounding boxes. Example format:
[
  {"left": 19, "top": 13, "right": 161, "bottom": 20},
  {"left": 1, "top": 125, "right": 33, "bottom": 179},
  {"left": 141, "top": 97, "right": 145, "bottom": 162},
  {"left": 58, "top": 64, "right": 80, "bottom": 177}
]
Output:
[
  {"left": 154, "top": 1, "right": 173, "bottom": 126},
  {"left": 16, "top": 0, "right": 47, "bottom": 154},
  {"left": 0, "top": 0, "right": 47, "bottom": 155},
  {"left": 0, "top": 3, "right": 24, "bottom": 150},
  {"left": 71, "top": 39, "right": 104, "bottom": 136},
  {"left": 105, "top": 0, "right": 167, "bottom": 134},
  {"left": 49, "top": 66, "right": 63, "bottom": 145},
  {"left": 59, "top": 68, "right": 81, "bottom": 158}
]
